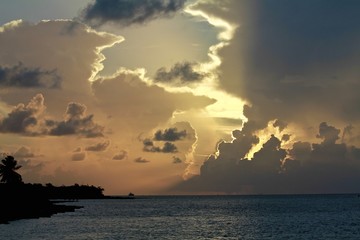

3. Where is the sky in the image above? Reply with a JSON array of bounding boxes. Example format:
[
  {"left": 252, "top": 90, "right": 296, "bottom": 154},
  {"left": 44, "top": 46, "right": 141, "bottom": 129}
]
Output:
[{"left": 0, "top": 0, "right": 360, "bottom": 195}]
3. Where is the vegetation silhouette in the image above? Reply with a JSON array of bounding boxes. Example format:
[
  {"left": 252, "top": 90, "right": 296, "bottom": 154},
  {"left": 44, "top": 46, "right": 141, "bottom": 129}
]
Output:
[
  {"left": 0, "top": 155, "right": 106, "bottom": 224},
  {"left": 0, "top": 155, "right": 23, "bottom": 185}
]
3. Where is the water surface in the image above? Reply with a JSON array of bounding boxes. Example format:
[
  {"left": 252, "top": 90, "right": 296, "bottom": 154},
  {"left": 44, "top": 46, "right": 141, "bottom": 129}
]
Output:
[{"left": 1, "top": 195, "right": 360, "bottom": 239}]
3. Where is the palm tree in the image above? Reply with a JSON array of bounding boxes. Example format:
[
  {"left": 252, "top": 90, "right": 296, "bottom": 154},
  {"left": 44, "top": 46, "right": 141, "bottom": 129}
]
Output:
[{"left": 0, "top": 155, "right": 23, "bottom": 184}]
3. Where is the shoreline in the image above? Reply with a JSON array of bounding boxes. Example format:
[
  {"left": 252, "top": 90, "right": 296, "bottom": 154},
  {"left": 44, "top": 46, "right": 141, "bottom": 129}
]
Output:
[{"left": 0, "top": 200, "right": 83, "bottom": 224}]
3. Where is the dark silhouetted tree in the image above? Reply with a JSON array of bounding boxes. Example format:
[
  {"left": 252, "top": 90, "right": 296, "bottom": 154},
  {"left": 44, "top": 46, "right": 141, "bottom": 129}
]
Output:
[{"left": 0, "top": 155, "right": 23, "bottom": 185}]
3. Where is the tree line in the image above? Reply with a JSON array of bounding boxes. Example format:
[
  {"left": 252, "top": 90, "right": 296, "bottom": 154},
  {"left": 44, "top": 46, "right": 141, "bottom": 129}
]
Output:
[{"left": 0, "top": 155, "right": 104, "bottom": 199}]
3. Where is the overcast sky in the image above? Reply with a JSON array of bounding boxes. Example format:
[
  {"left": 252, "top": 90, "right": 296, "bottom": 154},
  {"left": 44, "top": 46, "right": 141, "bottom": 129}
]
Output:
[{"left": 1, "top": 0, "right": 360, "bottom": 195}]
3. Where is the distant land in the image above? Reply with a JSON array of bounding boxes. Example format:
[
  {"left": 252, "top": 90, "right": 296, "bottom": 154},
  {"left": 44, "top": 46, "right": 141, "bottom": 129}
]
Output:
[{"left": 0, "top": 155, "right": 136, "bottom": 224}]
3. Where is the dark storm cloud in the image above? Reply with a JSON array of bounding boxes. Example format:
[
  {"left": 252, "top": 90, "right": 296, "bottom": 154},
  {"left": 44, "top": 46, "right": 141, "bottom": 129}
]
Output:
[
  {"left": 113, "top": 150, "right": 128, "bottom": 160},
  {"left": 173, "top": 122, "right": 360, "bottom": 194},
  {"left": 177, "top": 0, "right": 360, "bottom": 194},
  {"left": 81, "top": 0, "right": 186, "bottom": 27},
  {"left": 143, "top": 139, "right": 178, "bottom": 153},
  {"left": 0, "top": 63, "right": 61, "bottom": 89},
  {"left": 134, "top": 157, "right": 150, "bottom": 163},
  {"left": 85, "top": 140, "right": 110, "bottom": 152},
  {"left": 154, "top": 127, "right": 187, "bottom": 141},
  {"left": 154, "top": 62, "right": 206, "bottom": 85},
  {"left": 195, "top": 0, "right": 360, "bottom": 129},
  {"left": 0, "top": 94, "right": 45, "bottom": 135},
  {"left": 48, "top": 102, "right": 104, "bottom": 138}
]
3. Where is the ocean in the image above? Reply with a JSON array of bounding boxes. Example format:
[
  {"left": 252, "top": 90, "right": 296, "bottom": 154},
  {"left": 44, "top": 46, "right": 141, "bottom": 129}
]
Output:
[{"left": 1, "top": 194, "right": 360, "bottom": 239}]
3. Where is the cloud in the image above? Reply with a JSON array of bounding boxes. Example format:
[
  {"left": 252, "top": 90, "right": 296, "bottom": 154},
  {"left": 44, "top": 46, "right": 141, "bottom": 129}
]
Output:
[
  {"left": 73, "top": 147, "right": 82, "bottom": 152},
  {"left": 172, "top": 156, "right": 182, "bottom": 164},
  {"left": 190, "top": 0, "right": 360, "bottom": 134},
  {"left": 48, "top": 102, "right": 104, "bottom": 138},
  {"left": 154, "top": 62, "right": 206, "bottom": 85},
  {"left": 85, "top": 140, "right": 110, "bottom": 152},
  {"left": 143, "top": 139, "right": 178, "bottom": 153},
  {"left": 13, "top": 146, "right": 36, "bottom": 158},
  {"left": 91, "top": 68, "right": 215, "bottom": 135},
  {"left": 0, "top": 94, "right": 45, "bottom": 135},
  {"left": 70, "top": 147, "right": 87, "bottom": 161},
  {"left": 81, "top": 0, "right": 186, "bottom": 27},
  {"left": 316, "top": 122, "right": 340, "bottom": 145},
  {"left": 113, "top": 150, "right": 128, "bottom": 160},
  {"left": 273, "top": 120, "right": 287, "bottom": 132},
  {"left": 0, "top": 94, "right": 104, "bottom": 138},
  {"left": 154, "top": 127, "right": 187, "bottom": 141},
  {"left": 141, "top": 124, "right": 194, "bottom": 154},
  {"left": 17, "top": 158, "right": 41, "bottom": 169},
  {"left": 17, "top": 159, "right": 44, "bottom": 180},
  {"left": 0, "top": 19, "right": 122, "bottom": 110},
  {"left": 169, "top": 1, "right": 360, "bottom": 194},
  {"left": 215, "top": 122, "right": 260, "bottom": 161},
  {"left": 134, "top": 157, "right": 150, "bottom": 163},
  {"left": 173, "top": 122, "right": 360, "bottom": 194},
  {"left": 162, "top": 142, "right": 178, "bottom": 153},
  {"left": 71, "top": 151, "right": 86, "bottom": 161},
  {"left": 281, "top": 134, "right": 291, "bottom": 142},
  {"left": 342, "top": 125, "right": 354, "bottom": 143},
  {"left": 0, "top": 62, "right": 61, "bottom": 89}
]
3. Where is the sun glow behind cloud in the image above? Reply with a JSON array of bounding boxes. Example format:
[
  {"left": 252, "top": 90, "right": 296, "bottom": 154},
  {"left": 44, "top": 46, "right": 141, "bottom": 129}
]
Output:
[
  {"left": 85, "top": 27, "right": 124, "bottom": 82},
  {"left": 150, "top": 1, "right": 247, "bottom": 126}
]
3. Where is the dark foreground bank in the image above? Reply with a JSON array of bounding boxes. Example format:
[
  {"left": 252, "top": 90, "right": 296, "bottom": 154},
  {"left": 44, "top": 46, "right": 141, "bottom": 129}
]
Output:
[
  {"left": 0, "top": 198, "right": 82, "bottom": 224},
  {"left": 0, "top": 183, "right": 105, "bottom": 224}
]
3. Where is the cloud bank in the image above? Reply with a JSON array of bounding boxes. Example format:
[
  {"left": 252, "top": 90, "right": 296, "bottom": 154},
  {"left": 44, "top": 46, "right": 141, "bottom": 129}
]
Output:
[
  {"left": 173, "top": 122, "right": 360, "bottom": 194},
  {"left": 165, "top": 0, "right": 360, "bottom": 194},
  {"left": 189, "top": 0, "right": 360, "bottom": 131}
]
